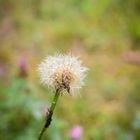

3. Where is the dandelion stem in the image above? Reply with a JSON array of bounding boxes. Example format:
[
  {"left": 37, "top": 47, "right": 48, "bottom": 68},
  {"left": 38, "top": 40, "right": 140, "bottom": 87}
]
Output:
[{"left": 38, "top": 89, "right": 60, "bottom": 140}]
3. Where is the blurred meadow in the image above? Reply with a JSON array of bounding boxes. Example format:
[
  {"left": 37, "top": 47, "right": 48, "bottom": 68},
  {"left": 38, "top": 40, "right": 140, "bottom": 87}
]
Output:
[{"left": 0, "top": 0, "right": 140, "bottom": 140}]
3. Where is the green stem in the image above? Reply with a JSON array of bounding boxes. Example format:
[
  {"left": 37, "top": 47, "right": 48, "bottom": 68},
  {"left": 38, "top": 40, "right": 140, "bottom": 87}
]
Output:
[{"left": 38, "top": 89, "right": 60, "bottom": 140}]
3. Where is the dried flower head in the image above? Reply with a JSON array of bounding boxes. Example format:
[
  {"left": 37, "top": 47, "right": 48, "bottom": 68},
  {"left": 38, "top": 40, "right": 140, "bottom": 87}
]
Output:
[{"left": 38, "top": 54, "right": 88, "bottom": 94}]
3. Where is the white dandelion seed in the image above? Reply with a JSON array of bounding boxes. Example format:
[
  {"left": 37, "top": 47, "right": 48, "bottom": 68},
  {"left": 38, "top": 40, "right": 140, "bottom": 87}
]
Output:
[{"left": 38, "top": 54, "right": 88, "bottom": 94}]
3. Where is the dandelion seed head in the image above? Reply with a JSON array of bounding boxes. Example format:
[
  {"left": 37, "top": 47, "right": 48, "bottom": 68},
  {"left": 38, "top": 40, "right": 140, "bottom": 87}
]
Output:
[{"left": 38, "top": 54, "right": 88, "bottom": 94}]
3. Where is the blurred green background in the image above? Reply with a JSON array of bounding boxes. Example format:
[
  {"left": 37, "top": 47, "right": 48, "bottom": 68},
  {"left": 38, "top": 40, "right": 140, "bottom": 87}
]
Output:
[{"left": 0, "top": 0, "right": 140, "bottom": 140}]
